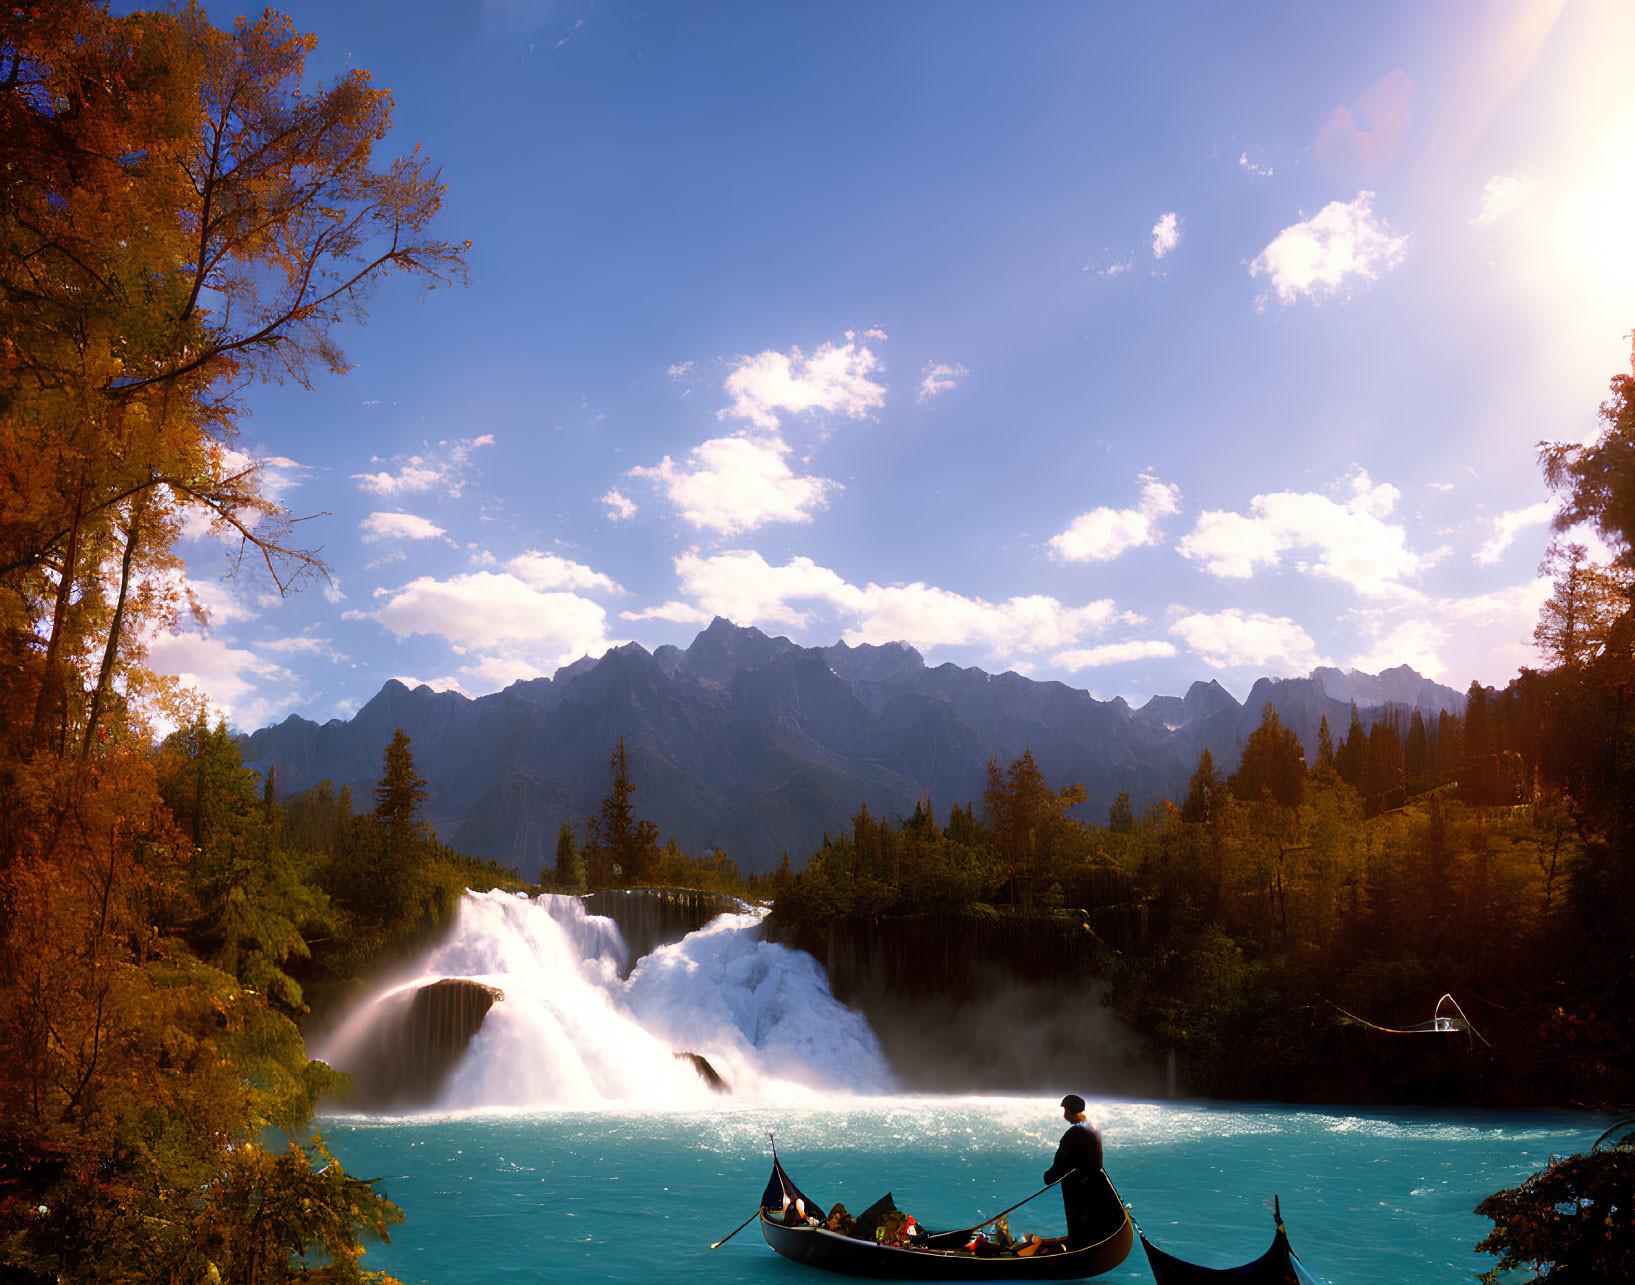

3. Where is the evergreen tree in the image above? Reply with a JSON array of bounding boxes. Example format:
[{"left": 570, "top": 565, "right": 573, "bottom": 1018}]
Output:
[
  {"left": 1181, "top": 749, "right": 1225, "bottom": 823},
  {"left": 1335, "top": 705, "right": 1367, "bottom": 789},
  {"left": 591, "top": 737, "right": 659, "bottom": 886},
  {"left": 1405, "top": 709, "right": 1431, "bottom": 781},
  {"left": 1231, "top": 703, "right": 1307, "bottom": 809},
  {"left": 554, "top": 821, "right": 584, "bottom": 892},
  {"left": 1364, "top": 720, "right": 1406, "bottom": 811},
  {"left": 1464, "top": 682, "right": 1493, "bottom": 803},
  {"left": 373, "top": 730, "right": 428, "bottom": 844},
  {"left": 986, "top": 751, "right": 1087, "bottom": 905},
  {"left": 1436, "top": 708, "right": 1463, "bottom": 777}
]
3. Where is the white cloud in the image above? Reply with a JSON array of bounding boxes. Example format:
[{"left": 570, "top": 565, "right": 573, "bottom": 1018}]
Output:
[
  {"left": 1174, "top": 509, "right": 1283, "bottom": 579},
  {"left": 665, "top": 361, "right": 699, "bottom": 400},
  {"left": 622, "top": 550, "right": 863, "bottom": 629},
  {"left": 352, "top": 434, "right": 494, "bottom": 498},
  {"left": 1442, "top": 578, "right": 1553, "bottom": 628},
  {"left": 1049, "top": 473, "right": 1181, "bottom": 563},
  {"left": 624, "top": 549, "right": 1132, "bottom": 664},
  {"left": 359, "top": 511, "right": 447, "bottom": 543},
  {"left": 1472, "top": 171, "right": 1538, "bottom": 227},
  {"left": 370, "top": 571, "right": 616, "bottom": 686},
  {"left": 1177, "top": 470, "right": 1428, "bottom": 597},
  {"left": 600, "top": 488, "right": 638, "bottom": 521},
  {"left": 1239, "top": 152, "right": 1274, "bottom": 177},
  {"left": 1151, "top": 211, "right": 1181, "bottom": 259},
  {"left": 390, "top": 673, "right": 470, "bottom": 695},
  {"left": 146, "top": 568, "right": 266, "bottom": 631},
  {"left": 1475, "top": 500, "right": 1553, "bottom": 565},
  {"left": 1342, "top": 577, "right": 1554, "bottom": 685},
  {"left": 1170, "top": 609, "right": 1323, "bottom": 673},
  {"left": 144, "top": 631, "right": 300, "bottom": 729},
  {"left": 917, "top": 360, "right": 968, "bottom": 404},
  {"left": 1347, "top": 619, "right": 1449, "bottom": 677},
  {"left": 258, "top": 635, "right": 347, "bottom": 662},
  {"left": 720, "top": 337, "right": 886, "bottom": 431},
  {"left": 507, "top": 549, "right": 622, "bottom": 594},
  {"left": 630, "top": 434, "right": 835, "bottom": 535},
  {"left": 845, "top": 586, "right": 1120, "bottom": 655},
  {"left": 1249, "top": 191, "right": 1407, "bottom": 305},
  {"left": 1051, "top": 640, "right": 1177, "bottom": 670}
]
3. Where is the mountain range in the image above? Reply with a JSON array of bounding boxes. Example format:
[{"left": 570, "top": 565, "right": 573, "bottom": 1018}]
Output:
[{"left": 241, "top": 618, "right": 1465, "bottom": 879}]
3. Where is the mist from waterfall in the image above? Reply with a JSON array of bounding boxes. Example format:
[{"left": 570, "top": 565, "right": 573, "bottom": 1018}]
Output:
[{"left": 314, "top": 890, "right": 893, "bottom": 1110}]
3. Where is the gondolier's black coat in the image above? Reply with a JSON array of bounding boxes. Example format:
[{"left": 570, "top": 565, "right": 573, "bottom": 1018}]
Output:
[{"left": 1043, "top": 1122, "right": 1108, "bottom": 1248}]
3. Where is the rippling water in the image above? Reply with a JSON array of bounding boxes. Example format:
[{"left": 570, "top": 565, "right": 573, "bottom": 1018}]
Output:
[{"left": 320, "top": 1096, "right": 1599, "bottom": 1283}]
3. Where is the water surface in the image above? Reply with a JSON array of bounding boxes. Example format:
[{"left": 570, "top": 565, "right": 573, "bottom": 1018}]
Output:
[{"left": 322, "top": 1097, "right": 1594, "bottom": 1283}]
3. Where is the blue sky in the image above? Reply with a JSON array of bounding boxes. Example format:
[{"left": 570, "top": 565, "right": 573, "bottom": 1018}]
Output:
[{"left": 150, "top": 0, "right": 1635, "bottom": 728}]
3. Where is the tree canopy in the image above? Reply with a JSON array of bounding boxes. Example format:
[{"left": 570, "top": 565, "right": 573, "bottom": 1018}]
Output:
[{"left": 0, "top": 4, "right": 467, "bottom": 1279}]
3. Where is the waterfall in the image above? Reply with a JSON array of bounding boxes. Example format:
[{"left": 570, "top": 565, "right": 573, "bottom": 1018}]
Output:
[{"left": 313, "top": 890, "right": 893, "bottom": 1110}]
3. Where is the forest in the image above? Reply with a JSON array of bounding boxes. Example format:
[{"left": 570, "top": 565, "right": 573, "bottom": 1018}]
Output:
[{"left": 759, "top": 351, "right": 1635, "bottom": 1113}]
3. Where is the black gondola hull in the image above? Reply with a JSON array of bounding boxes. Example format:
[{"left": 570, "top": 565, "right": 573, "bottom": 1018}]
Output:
[
  {"left": 760, "top": 1216, "right": 1134, "bottom": 1281},
  {"left": 1140, "top": 1203, "right": 1317, "bottom": 1285}
]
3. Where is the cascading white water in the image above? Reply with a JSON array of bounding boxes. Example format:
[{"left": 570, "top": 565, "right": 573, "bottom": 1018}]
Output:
[{"left": 314, "top": 889, "right": 894, "bottom": 1110}]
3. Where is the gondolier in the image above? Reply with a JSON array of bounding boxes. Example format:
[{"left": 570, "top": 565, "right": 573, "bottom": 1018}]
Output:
[{"left": 1044, "top": 1094, "right": 1113, "bottom": 1249}]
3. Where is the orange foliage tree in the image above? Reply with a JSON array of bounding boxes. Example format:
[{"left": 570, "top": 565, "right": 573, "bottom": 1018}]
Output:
[{"left": 0, "top": 3, "right": 464, "bottom": 1279}]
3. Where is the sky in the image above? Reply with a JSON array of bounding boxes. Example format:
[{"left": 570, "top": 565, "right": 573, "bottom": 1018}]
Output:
[{"left": 147, "top": 0, "right": 1635, "bottom": 730}]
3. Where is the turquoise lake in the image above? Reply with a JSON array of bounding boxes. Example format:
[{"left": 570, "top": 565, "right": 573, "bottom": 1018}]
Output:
[{"left": 319, "top": 1097, "right": 1601, "bottom": 1283}]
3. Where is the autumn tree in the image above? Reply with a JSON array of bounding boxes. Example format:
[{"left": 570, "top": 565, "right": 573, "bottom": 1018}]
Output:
[
  {"left": 1540, "top": 334, "right": 1635, "bottom": 566},
  {"left": 0, "top": 5, "right": 462, "bottom": 1278},
  {"left": 985, "top": 750, "right": 1087, "bottom": 907},
  {"left": 1, "top": 3, "right": 466, "bottom": 770},
  {"left": 1534, "top": 540, "right": 1628, "bottom": 667},
  {"left": 1230, "top": 703, "right": 1306, "bottom": 810}
]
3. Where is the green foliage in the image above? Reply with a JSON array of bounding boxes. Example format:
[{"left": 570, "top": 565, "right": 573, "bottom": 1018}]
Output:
[
  {"left": 553, "top": 821, "right": 585, "bottom": 892},
  {"left": 1475, "top": 1125, "right": 1635, "bottom": 1283},
  {"left": 569, "top": 738, "right": 771, "bottom": 898},
  {"left": 186, "top": 1135, "right": 404, "bottom": 1285}
]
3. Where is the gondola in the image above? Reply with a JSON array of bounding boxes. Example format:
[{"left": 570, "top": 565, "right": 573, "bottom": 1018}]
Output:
[
  {"left": 1138, "top": 1196, "right": 1323, "bottom": 1284},
  {"left": 755, "top": 1152, "right": 1134, "bottom": 1281}
]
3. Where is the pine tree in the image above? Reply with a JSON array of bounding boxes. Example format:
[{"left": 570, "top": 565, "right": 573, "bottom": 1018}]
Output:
[
  {"left": 1464, "top": 682, "right": 1493, "bottom": 803},
  {"left": 1231, "top": 703, "right": 1307, "bottom": 809},
  {"left": 1405, "top": 709, "right": 1431, "bottom": 781},
  {"left": 554, "top": 821, "right": 584, "bottom": 892},
  {"left": 1335, "top": 705, "right": 1367, "bottom": 789},
  {"left": 373, "top": 730, "right": 428, "bottom": 843}
]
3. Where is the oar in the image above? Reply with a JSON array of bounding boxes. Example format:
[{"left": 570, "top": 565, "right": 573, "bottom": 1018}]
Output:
[
  {"left": 710, "top": 1207, "right": 763, "bottom": 1250},
  {"left": 944, "top": 1169, "right": 1076, "bottom": 1239},
  {"left": 713, "top": 1130, "right": 782, "bottom": 1250}
]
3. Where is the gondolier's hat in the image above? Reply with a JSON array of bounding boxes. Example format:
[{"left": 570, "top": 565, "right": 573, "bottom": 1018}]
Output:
[{"left": 1060, "top": 1093, "right": 1086, "bottom": 1113}]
